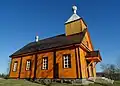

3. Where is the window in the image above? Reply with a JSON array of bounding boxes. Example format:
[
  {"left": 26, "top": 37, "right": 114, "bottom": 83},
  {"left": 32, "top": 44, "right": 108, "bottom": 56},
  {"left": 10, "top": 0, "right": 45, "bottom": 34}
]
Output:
[
  {"left": 63, "top": 54, "right": 71, "bottom": 68},
  {"left": 13, "top": 61, "right": 18, "bottom": 72},
  {"left": 26, "top": 60, "right": 31, "bottom": 71},
  {"left": 42, "top": 57, "right": 48, "bottom": 70}
]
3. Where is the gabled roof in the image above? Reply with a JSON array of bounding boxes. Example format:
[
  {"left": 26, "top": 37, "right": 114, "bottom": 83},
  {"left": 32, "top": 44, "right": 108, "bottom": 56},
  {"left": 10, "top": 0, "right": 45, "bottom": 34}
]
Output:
[{"left": 10, "top": 29, "right": 87, "bottom": 57}]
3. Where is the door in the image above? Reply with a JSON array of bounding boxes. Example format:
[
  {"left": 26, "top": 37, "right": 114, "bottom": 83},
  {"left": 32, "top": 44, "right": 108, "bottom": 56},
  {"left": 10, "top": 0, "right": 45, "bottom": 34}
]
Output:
[
  {"left": 54, "top": 63, "right": 59, "bottom": 78},
  {"left": 53, "top": 51, "right": 59, "bottom": 79}
]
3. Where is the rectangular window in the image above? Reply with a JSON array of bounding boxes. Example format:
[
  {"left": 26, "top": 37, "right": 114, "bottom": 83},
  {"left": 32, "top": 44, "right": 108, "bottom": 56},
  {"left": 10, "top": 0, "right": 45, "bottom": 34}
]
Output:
[
  {"left": 13, "top": 61, "right": 18, "bottom": 72},
  {"left": 26, "top": 60, "right": 31, "bottom": 71},
  {"left": 42, "top": 57, "right": 48, "bottom": 70},
  {"left": 63, "top": 54, "right": 71, "bottom": 68}
]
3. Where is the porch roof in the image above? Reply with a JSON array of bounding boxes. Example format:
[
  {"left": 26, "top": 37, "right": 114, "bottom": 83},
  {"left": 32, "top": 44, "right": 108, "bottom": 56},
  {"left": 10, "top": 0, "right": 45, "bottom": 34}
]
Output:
[{"left": 86, "top": 50, "right": 102, "bottom": 62}]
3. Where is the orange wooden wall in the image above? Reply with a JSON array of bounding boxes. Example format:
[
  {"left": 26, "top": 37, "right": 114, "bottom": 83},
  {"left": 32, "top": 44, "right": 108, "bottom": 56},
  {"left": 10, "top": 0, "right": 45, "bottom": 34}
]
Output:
[
  {"left": 56, "top": 48, "right": 77, "bottom": 78},
  {"left": 79, "top": 48, "right": 88, "bottom": 78},
  {"left": 9, "top": 46, "right": 96, "bottom": 79},
  {"left": 36, "top": 52, "right": 53, "bottom": 78},
  {"left": 9, "top": 57, "right": 21, "bottom": 78},
  {"left": 20, "top": 55, "right": 35, "bottom": 78}
]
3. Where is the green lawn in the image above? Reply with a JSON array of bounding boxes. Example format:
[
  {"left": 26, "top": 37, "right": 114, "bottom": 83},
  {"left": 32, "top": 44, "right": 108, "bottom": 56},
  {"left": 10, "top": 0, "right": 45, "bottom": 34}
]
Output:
[
  {"left": 0, "top": 79, "right": 43, "bottom": 86},
  {"left": 0, "top": 78, "right": 120, "bottom": 86}
]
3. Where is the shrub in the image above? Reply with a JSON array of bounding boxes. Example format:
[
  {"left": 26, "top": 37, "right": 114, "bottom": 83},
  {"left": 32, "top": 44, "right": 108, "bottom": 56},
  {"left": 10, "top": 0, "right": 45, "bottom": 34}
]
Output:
[{"left": 0, "top": 73, "right": 9, "bottom": 79}]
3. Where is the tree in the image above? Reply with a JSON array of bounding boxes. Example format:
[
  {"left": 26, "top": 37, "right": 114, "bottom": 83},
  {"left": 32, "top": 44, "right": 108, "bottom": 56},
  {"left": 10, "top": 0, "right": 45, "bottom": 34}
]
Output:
[{"left": 100, "top": 63, "right": 120, "bottom": 80}]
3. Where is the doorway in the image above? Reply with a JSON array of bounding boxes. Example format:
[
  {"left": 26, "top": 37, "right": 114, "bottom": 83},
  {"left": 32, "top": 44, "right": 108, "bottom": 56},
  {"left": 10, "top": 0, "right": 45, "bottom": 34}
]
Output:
[
  {"left": 54, "top": 63, "right": 59, "bottom": 78},
  {"left": 87, "top": 61, "right": 94, "bottom": 77},
  {"left": 53, "top": 51, "right": 59, "bottom": 79}
]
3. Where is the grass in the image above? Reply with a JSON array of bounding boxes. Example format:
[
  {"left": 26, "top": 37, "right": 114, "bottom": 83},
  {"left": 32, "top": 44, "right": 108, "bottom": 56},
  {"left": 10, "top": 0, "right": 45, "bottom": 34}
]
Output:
[
  {"left": 0, "top": 78, "right": 43, "bottom": 86},
  {"left": 0, "top": 78, "right": 120, "bottom": 86}
]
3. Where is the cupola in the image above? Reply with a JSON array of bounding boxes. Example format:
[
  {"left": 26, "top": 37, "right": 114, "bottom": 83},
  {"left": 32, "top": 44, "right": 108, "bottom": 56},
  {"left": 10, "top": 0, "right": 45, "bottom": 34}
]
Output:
[{"left": 65, "top": 6, "right": 87, "bottom": 36}]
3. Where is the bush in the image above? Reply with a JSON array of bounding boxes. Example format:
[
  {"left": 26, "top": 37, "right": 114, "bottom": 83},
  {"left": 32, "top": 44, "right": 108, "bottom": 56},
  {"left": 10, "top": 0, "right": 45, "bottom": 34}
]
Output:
[
  {"left": 103, "top": 73, "right": 120, "bottom": 80},
  {"left": 0, "top": 73, "right": 9, "bottom": 79}
]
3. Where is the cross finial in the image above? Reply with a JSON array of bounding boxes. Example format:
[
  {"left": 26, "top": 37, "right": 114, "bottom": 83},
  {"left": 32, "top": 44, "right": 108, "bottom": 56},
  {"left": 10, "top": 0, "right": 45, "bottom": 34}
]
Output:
[
  {"left": 35, "top": 33, "right": 39, "bottom": 42},
  {"left": 72, "top": 5, "right": 77, "bottom": 14}
]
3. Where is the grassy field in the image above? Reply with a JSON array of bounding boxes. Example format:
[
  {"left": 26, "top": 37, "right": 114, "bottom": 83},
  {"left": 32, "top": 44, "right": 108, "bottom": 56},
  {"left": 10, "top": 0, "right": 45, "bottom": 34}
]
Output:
[
  {"left": 0, "top": 78, "right": 42, "bottom": 86},
  {"left": 0, "top": 78, "right": 120, "bottom": 86}
]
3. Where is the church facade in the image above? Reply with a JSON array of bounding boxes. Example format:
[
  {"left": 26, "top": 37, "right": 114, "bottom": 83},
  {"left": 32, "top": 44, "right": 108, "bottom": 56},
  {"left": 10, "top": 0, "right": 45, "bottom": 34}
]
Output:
[{"left": 9, "top": 6, "right": 102, "bottom": 80}]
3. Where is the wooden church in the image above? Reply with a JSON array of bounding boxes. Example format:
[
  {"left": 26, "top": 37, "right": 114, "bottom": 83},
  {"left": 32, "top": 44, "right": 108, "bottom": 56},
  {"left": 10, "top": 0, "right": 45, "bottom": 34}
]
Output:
[{"left": 9, "top": 6, "right": 102, "bottom": 80}]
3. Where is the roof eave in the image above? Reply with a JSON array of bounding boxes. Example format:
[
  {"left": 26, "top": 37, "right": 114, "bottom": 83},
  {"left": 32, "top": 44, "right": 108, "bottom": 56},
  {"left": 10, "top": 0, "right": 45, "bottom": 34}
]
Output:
[
  {"left": 10, "top": 43, "right": 82, "bottom": 58},
  {"left": 64, "top": 18, "right": 81, "bottom": 25}
]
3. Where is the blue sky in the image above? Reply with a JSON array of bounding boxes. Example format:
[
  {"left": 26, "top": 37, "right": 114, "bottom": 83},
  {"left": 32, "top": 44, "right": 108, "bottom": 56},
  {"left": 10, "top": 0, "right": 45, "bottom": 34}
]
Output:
[{"left": 0, "top": 0, "right": 120, "bottom": 73}]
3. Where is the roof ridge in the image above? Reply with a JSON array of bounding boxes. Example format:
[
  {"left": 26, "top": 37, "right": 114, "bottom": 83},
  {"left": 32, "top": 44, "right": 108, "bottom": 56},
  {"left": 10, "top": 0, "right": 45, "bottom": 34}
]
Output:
[{"left": 36, "top": 33, "right": 65, "bottom": 43}]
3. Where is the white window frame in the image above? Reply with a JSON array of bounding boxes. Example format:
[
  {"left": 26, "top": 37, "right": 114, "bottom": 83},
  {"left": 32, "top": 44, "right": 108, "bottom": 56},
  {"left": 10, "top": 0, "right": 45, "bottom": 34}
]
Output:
[
  {"left": 42, "top": 57, "right": 48, "bottom": 70},
  {"left": 13, "top": 61, "right": 18, "bottom": 72},
  {"left": 63, "top": 54, "right": 71, "bottom": 68},
  {"left": 26, "top": 60, "right": 31, "bottom": 71}
]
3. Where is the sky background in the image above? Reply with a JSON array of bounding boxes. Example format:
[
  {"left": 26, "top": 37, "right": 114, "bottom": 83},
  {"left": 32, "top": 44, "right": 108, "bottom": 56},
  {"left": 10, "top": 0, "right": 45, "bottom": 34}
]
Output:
[{"left": 0, "top": 0, "right": 120, "bottom": 74}]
